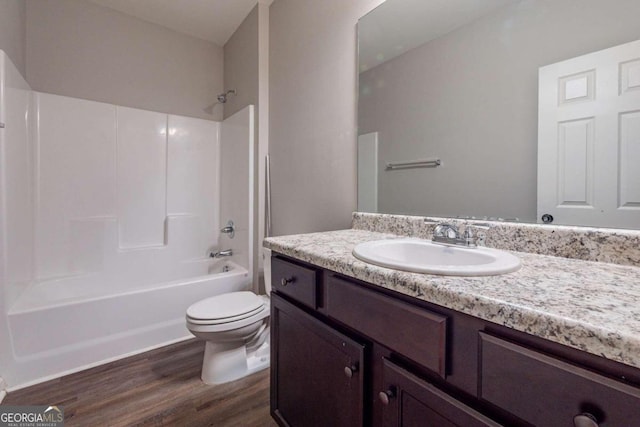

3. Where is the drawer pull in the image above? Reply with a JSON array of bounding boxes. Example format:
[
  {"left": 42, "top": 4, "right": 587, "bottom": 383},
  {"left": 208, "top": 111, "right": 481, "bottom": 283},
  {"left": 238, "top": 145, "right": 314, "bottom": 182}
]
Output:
[
  {"left": 280, "top": 277, "right": 295, "bottom": 286},
  {"left": 574, "top": 413, "right": 599, "bottom": 427},
  {"left": 344, "top": 363, "right": 359, "bottom": 379},
  {"left": 378, "top": 387, "right": 396, "bottom": 406}
]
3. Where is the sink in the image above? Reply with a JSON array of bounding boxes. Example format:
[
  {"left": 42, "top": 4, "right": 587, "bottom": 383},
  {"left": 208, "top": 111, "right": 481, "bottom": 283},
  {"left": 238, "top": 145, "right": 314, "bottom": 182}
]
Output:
[{"left": 352, "top": 239, "right": 521, "bottom": 276}]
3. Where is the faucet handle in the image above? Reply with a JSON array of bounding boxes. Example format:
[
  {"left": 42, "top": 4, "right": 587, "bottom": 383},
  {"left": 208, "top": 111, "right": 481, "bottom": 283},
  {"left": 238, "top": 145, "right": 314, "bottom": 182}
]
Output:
[
  {"left": 434, "top": 223, "right": 459, "bottom": 239},
  {"left": 464, "top": 223, "right": 491, "bottom": 246},
  {"left": 220, "top": 220, "right": 235, "bottom": 238},
  {"left": 460, "top": 227, "right": 475, "bottom": 247}
]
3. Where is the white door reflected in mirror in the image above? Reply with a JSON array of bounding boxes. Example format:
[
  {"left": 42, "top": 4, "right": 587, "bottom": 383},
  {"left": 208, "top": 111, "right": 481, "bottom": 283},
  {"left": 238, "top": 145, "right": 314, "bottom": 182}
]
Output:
[{"left": 538, "top": 39, "right": 640, "bottom": 229}]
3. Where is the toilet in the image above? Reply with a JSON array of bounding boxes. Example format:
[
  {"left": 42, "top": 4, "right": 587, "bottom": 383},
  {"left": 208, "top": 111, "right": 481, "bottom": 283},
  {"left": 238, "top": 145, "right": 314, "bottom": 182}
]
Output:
[{"left": 186, "top": 251, "right": 272, "bottom": 385}]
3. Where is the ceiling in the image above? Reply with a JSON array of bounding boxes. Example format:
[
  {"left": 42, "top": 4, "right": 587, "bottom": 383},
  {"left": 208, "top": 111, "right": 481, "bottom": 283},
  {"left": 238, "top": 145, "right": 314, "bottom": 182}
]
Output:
[
  {"left": 86, "top": 0, "right": 272, "bottom": 46},
  {"left": 358, "top": 0, "right": 517, "bottom": 72}
]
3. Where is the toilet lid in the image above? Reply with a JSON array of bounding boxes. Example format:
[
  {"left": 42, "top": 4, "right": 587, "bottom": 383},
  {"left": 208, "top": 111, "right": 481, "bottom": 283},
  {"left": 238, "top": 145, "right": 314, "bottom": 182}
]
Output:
[{"left": 187, "top": 291, "right": 264, "bottom": 321}]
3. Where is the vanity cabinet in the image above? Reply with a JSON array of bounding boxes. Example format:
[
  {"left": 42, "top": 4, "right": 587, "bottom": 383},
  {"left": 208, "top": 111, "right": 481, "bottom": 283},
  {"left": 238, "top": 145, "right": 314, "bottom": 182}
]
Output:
[{"left": 270, "top": 254, "right": 640, "bottom": 427}]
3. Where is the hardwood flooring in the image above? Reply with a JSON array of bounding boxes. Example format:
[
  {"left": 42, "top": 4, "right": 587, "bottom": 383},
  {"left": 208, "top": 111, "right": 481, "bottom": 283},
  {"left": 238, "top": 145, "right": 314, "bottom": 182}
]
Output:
[{"left": 3, "top": 339, "right": 277, "bottom": 427}]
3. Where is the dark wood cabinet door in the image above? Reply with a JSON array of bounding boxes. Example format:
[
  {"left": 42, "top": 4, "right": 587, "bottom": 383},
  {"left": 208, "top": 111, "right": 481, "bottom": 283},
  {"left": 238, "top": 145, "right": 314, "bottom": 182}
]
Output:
[
  {"left": 381, "top": 359, "right": 501, "bottom": 427},
  {"left": 271, "top": 293, "right": 365, "bottom": 427}
]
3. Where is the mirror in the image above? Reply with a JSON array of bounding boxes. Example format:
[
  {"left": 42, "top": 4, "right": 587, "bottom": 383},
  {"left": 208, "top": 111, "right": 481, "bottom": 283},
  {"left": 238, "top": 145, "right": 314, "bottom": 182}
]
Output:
[{"left": 357, "top": 0, "right": 640, "bottom": 229}]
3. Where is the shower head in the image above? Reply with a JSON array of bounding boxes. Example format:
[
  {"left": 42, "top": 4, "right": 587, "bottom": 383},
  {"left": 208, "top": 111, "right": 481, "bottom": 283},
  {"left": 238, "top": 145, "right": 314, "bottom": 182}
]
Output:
[
  {"left": 217, "top": 89, "right": 237, "bottom": 104},
  {"left": 203, "top": 89, "right": 237, "bottom": 115}
]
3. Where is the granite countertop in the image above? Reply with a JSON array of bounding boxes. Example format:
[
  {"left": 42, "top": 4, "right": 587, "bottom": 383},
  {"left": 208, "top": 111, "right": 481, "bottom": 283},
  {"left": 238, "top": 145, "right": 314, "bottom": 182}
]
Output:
[{"left": 264, "top": 229, "right": 640, "bottom": 370}]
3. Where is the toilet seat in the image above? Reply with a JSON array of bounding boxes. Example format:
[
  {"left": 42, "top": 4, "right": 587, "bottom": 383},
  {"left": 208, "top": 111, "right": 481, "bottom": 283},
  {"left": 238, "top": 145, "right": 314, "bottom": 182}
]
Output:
[
  {"left": 187, "top": 305, "right": 265, "bottom": 325},
  {"left": 187, "top": 291, "right": 264, "bottom": 321},
  {"left": 186, "top": 292, "right": 270, "bottom": 333}
]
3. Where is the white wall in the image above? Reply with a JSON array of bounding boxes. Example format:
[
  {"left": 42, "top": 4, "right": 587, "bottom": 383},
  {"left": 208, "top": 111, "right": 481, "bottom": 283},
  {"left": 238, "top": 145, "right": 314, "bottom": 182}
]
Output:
[
  {"left": 1, "top": 56, "right": 33, "bottom": 309},
  {"left": 0, "top": 51, "right": 32, "bottom": 390},
  {"left": 269, "top": 0, "right": 385, "bottom": 236},
  {"left": 220, "top": 106, "right": 255, "bottom": 276},
  {"left": 33, "top": 93, "right": 220, "bottom": 285},
  {"left": 359, "top": 0, "right": 640, "bottom": 221},
  {"left": 25, "top": 0, "right": 224, "bottom": 121},
  {"left": 0, "top": 1, "right": 26, "bottom": 77}
]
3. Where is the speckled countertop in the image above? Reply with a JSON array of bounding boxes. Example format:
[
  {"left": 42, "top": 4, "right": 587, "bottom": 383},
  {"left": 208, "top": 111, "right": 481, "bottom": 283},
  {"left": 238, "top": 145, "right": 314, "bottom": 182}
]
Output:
[{"left": 264, "top": 229, "right": 640, "bottom": 370}]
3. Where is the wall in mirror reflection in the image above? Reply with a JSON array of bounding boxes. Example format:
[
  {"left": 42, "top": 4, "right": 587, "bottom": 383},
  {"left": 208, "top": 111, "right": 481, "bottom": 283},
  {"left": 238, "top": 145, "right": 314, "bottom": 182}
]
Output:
[{"left": 358, "top": 0, "right": 640, "bottom": 229}]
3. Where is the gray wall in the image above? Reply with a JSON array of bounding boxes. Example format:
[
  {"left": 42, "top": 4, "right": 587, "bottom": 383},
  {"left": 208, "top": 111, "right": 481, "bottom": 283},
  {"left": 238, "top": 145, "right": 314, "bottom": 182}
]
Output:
[
  {"left": 223, "top": 4, "right": 263, "bottom": 290},
  {"left": 359, "top": 0, "right": 640, "bottom": 222},
  {"left": 224, "top": 5, "right": 259, "bottom": 120},
  {"left": 0, "top": 0, "right": 26, "bottom": 76},
  {"left": 269, "top": 0, "right": 384, "bottom": 236},
  {"left": 25, "top": 0, "right": 224, "bottom": 120}
]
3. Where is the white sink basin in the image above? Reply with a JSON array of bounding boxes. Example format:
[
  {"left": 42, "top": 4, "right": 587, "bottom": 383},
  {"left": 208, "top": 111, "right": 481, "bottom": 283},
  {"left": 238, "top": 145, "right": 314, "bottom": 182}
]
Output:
[{"left": 352, "top": 239, "right": 521, "bottom": 276}]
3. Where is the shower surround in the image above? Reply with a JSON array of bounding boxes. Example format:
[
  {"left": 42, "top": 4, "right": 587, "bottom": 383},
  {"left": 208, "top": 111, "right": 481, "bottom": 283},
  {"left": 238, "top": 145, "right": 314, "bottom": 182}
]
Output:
[{"left": 0, "top": 51, "right": 254, "bottom": 389}]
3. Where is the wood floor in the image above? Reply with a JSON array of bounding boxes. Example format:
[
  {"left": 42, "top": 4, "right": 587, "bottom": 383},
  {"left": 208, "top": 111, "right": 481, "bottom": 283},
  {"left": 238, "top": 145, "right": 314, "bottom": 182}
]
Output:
[{"left": 3, "top": 339, "right": 277, "bottom": 427}]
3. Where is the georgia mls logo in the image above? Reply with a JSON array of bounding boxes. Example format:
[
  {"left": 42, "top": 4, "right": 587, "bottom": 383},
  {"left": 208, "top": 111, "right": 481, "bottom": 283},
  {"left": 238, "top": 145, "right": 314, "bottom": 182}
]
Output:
[
  {"left": 0, "top": 405, "right": 64, "bottom": 427},
  {"left": 44, "top": 406, "right": 63, "bottom": 417}
]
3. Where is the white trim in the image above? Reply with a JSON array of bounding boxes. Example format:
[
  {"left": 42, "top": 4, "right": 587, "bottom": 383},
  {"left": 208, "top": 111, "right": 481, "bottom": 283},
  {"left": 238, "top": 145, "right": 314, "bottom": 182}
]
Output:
[{"left": 6, "top": 336, "right": 193, "bottom": 392}]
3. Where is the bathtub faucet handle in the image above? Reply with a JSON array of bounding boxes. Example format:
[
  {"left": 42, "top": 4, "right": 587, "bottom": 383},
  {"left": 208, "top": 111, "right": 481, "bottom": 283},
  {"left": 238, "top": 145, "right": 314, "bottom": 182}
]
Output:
[
  {"left": 209, "top": 249, "right": 233, "bottom": 258},
  {"left": 220, "top": 220, "right": 235, "bottom": 238}
]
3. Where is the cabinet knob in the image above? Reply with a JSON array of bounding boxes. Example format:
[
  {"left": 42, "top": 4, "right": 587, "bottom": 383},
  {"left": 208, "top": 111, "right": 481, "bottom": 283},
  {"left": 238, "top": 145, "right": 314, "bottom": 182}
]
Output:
[
  {"left": 378, "top": 388, "right": 396, "bottom": 406},
  {"left": 280, "top": 277, "right": 295, "bottom": 286},
  {"left": 574, "top": 413, "right": 599, "bottom": 427},
  {"left": 344, "top": 364, "right": 359, "bottom": 378}
]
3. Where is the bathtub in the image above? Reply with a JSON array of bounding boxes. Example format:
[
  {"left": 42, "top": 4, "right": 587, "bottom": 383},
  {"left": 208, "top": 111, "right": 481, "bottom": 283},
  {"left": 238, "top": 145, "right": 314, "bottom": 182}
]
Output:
[{"left": 6, "top": 260, "right": 249, "bottom": 389}]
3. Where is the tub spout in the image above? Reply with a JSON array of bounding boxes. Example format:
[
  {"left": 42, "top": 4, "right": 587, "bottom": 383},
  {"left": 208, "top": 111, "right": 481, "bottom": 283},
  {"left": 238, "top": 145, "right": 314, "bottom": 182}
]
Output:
[{"left": 210, "top": 249, "right": 233, "bottom": 258}]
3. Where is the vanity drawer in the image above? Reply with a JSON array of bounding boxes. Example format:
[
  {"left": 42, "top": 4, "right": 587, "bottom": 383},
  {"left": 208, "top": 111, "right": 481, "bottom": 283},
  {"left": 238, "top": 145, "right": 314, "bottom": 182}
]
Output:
[
  {"left": 271, "top": 256, "right": 318, "bottom": 309},
  {"left": 326, "top": 275, "right": 447, "bottom": 377},
  {"left": 479, "top": 332, "right": 640, "bottom": 426}
]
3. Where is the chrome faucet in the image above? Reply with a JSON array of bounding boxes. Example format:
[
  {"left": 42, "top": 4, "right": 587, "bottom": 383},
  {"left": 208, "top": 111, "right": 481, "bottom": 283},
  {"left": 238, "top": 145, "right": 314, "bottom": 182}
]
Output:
[
  {"left": 210, "top": 249, "right": 233, "bottom": 258},
  {"left": 432, "top": 223, "right": 490, "bottom": 248}
]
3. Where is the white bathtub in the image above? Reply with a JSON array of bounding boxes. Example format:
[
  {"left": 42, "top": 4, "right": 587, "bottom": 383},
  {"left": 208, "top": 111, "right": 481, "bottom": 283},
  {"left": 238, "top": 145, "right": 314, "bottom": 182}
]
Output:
[{"left": 6, "top": 260, "right": 249, "bottom": 389}]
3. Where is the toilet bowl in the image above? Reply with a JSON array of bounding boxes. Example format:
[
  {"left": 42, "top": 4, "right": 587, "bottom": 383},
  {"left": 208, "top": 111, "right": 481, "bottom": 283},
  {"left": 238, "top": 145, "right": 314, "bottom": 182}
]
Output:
[{"left": 186, "top": 249, "right": 272, "bottom": 385}]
